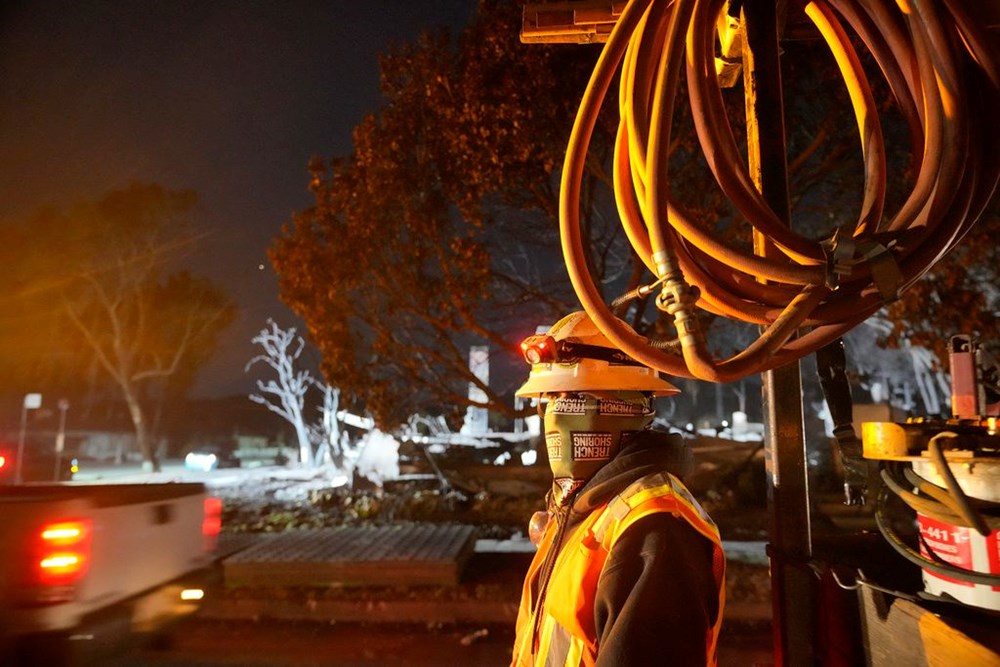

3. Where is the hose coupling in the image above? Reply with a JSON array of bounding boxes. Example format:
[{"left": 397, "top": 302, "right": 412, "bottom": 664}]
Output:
[
  {"left": 655, "top": 278, "right": 701, "bottom": 347},
  {"left": 821, "top": 227, "right": 857, "bottom": 289},
  {"left": 654, "top": 278, "right": 700, "bottom": 316}
]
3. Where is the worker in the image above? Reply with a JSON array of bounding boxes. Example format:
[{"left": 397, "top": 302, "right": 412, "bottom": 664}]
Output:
[{"left": 511, "top": 311, "right": 726, "bottom": 666}]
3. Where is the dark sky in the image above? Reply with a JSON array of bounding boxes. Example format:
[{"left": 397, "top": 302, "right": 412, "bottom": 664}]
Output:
[{"left": 0, "top": 0, "right": 476, "bottom": 398}]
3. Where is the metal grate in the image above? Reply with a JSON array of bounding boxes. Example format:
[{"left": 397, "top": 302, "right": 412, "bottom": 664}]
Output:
[{"left": 223, "top": 523, "right": 478, "bottom": 588}]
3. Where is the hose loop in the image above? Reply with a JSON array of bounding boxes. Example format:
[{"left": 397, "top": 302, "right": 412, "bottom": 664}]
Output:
[{"left": 559, "top": 0, "right": 1000, "bottom": 381}]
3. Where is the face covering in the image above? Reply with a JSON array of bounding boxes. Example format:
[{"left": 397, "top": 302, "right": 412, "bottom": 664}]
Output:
[{"left": 543, "top": 391, "right": 654, "bottom": 505}]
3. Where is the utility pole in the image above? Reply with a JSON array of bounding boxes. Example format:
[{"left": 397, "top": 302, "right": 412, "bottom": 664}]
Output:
[
  {"left": 15, "top": 393, "right": 43, "bottom": 484},
  {"left": 54, "top": 399, "right": 70, "bottom": 481}
]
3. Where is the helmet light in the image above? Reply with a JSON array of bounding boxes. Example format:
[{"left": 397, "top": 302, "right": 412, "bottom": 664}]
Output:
[{"left": 520, "top": 335, "right": 557, "bottom": 364}]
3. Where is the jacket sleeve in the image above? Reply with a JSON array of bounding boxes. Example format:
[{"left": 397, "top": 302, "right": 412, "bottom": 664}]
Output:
[{"left": 593, "top": 513, "right": 719, "bottom": 666}]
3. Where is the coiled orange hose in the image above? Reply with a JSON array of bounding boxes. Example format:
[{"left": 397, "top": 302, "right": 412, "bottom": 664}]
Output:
[{"left": 561, "top": 0, "right": 1000, "bottom": 382}]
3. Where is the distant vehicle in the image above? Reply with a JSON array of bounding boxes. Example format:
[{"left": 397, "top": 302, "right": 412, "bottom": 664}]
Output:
[
  {"left": 0, "top": 482, "right": 220, "bottom": 665},
  {"left": 184, "top": 444, "right": 240, "bottom": 472}
]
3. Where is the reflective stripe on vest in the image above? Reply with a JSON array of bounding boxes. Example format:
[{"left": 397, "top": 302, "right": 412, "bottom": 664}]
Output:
[{"left": 511, "top": 472, "right": 726, "bottom": 667}]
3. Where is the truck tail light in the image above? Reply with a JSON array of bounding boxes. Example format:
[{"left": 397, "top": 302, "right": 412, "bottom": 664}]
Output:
[
  {"left": 37, "top": 519, "right": 91, "bottom": 585},
  {"left": 202, "top": 496, "right": 222, "bottom": 552}
]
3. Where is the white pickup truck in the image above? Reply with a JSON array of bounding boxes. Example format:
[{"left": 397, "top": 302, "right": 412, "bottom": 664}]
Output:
[{"left": 0, "top": 482, "right": 220, "bottom": 665}]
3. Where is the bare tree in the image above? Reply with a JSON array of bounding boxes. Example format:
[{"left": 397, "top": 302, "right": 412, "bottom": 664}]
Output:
[
  {"left": 245, "top": 320, "right": 316, "bottom": 466},
  {"left": 2, "top": 183, "right": 235, "bottom": 471},
  {"left": 311, "top": 384, "right": 346, "bottom": 469},
  {"left": 246, "top": 320, "right": 359, "bottom": 471},
  {"left": 66, "top": 271, "right": 232, "bottom": 471}
]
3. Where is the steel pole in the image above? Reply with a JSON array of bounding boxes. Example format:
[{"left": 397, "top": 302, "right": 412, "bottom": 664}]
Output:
[
  {"left": 54, "top": 399, "right": 69, "bottom": 481},
  {"left": 15, "top": 402, "right": 27, "bottom": 484},
  {"left": 741, "top": 1, "right": 817, "bottom": 664}
]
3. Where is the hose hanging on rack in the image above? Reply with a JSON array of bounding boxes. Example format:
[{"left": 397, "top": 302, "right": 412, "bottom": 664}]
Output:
[{"left": 560, "top": 0, "right": 1000, "bottom": 382}]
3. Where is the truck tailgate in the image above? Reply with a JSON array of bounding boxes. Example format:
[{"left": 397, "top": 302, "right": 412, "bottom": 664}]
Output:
[{"left": 0, "top": 483, "right": 216, "bottom": 635}]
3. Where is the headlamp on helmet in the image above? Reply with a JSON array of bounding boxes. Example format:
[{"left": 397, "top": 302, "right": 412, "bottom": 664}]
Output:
[
  {"left": 515, "top": 311, "right": 680, "bottom": 397},
  {"left": 520, "top": 335, "right": 644, "bottom": 367},
  {"left": 520, "top": 334, "right": 557, "bottom": 365}
]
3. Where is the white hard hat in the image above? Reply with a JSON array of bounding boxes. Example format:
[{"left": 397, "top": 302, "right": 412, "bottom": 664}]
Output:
[{"left": 515, "top": 311, "right": 679, "bottom": 397}]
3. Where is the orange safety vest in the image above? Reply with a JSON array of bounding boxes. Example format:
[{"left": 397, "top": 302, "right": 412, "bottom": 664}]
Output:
[{"left": 511, "top": 471, "right": 726, "bottom": 667}]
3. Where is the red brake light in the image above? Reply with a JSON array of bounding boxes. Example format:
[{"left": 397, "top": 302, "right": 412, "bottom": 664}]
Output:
[
  {"left": 42, "top": 521, "right": 87, "bottom": 544},
  {"left": 202, "top": 497, "right": 222, "bottom": 552},
  {"left": 0, "top": 454, "right": 6, "bottom": 470},
  {"left": 36, "top": 519, "right": 91, "bottom": 586},
  {"left": 40, "top": 553, "right": 84, "bottom": 576}
]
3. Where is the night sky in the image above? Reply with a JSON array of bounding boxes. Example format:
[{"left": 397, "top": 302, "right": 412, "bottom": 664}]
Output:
[{"left": 0, "top": 0, "right": 476, "bottom": 398}]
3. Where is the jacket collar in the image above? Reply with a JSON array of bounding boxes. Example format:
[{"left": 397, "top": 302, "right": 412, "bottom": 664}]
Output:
[{"left": 566, "top": 429, "right": 692, "bottom": 521}]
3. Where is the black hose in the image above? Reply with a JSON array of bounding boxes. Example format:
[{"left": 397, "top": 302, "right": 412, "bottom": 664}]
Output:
[
  {"left": 903, "top": 467, "right": 999, "bottom": 526},
  {"left": 880, "top": 466, "right": 964, "bottom": 526},
  {"left": 875, "top": 485, "right": 1000, "bottom": 587},
  {"left": 927, "top": 433, "right": 992, "bottom": 536},
  {"left": 882, "top": 463, "right": 999, "bottom": 530}
]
